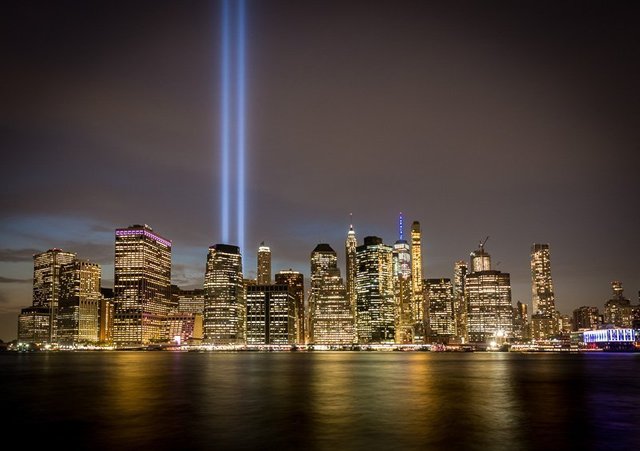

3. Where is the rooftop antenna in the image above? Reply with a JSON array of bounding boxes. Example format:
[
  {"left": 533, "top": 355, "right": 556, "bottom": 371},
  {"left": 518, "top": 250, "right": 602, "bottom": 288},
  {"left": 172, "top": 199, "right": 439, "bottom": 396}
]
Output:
[{"left": 399, "top": 212, "right": 404, "bottom": 241}]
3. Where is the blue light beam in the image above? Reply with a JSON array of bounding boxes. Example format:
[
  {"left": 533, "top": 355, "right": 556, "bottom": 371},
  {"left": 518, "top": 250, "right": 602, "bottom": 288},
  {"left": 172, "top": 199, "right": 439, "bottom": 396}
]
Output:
[
  {"left": 236, "top": 0, "right": 246, "bottom": 255},
  {"left": 220, "top": 0, "right": 231, "bottom": 243}
]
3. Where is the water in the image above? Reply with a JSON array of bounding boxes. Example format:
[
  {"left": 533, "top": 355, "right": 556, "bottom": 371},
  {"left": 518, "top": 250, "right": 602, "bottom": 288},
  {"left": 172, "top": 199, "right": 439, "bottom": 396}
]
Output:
[{"left": 2, "top": 352, "right": 639, "bottom": 450}]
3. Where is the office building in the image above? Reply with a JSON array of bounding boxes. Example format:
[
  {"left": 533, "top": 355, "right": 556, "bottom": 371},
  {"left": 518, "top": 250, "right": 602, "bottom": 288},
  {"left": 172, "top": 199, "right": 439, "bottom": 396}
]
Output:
[
  {"left": 425, "top": 278, "right": 455, "bottom": 343},
  {"left": 531, "top": 244, "right": 558, "bottom": 339},
  {"left": 57, "top": 259, "right": 101, "bottom": 345},
  {"left": 572, "top": 306, "right": 600, "bottom": 331},
  {"left": 257, "top": 242, "right": 271, "bottom": 285},
  {"left": 114, "top": 225, "right": 172, "bottom": 346},
  {"left": 604, "top": 281, "right": 633, "bottom": 327},
  {"left": 345, "top": 220, "right": 358, "bottom": 327},
  {"left": 356, "top": 236, "right": 394, "bottom": 344},
  {"left": 309, "top": 243, "right": 339, "bottom": 343},
  {"left": 246, "top": 284, "right": 296, "bottom": 345},
  {"left": 17, "top": 307, "right": 50, "bottom": 344},
  {"left": 393, "top": 213, "right": 413, "bottom": 343},
  {"left": 32, "top": 249, "right": 76, "bottom": 343},
  {"left": 203, "top": 244, "right": 245, "bottom": 344},
  {"left": 410, "top": 221, "right": 424, "bottom": 342},
  {"left": 453, "top": 260, "right": 468, "bottom": 342},
  {"left": 512, "top": 301, "right": 530, "bottom": 341},
  {"left": 275, "top": 269, "right": 304, "bottom": 344},
  {"left": 99, "top": 288, "right": 114, "bottom": 344},
  {"left": 313, "top": 268, "right": 354, "bottom": 345},
  {"left": 465, "top": 243, "right": 513, "bottom": 344}
]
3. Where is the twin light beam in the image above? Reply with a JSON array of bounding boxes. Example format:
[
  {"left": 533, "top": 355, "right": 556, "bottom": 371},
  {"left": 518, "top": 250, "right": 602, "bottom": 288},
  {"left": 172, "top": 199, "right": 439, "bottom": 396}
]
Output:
[{"left": 220, "top": 0, "right": 246, "bottom": 253}]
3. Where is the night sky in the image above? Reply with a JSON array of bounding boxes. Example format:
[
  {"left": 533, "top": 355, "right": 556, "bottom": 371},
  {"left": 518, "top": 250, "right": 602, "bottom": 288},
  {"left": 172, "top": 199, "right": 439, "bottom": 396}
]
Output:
[{"left": 1, "top": 1, "right": 639, "bottom": 340}]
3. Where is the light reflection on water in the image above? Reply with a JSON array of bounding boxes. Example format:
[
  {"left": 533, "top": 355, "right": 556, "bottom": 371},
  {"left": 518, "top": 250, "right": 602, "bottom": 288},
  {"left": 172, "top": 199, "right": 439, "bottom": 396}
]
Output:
[{"left": 3, "top": 352, "right": 640, "bottom": 450}]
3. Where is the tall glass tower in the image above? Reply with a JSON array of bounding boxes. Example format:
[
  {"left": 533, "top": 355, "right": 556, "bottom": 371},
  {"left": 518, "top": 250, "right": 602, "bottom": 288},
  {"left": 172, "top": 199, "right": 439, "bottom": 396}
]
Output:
[
  {"left": 204, "top": 244, "right": 245, "bottom": 345},
  {"left": 31, "top": 248, "right": 76, "bottom": 344},
  {"left": 275, "top": 269, "right": 305, "bottom": 343},
  {"left": 345, "top": 219, "right": 358, "bottom": 326},
  {"left": 466, "top": 243, "right": 513, "bottom": 344},
  {"left": 356, "top": 236, "right": 394, "bottom": 344},
  {"left": 410, "top": 221, "right": 424, "bottom": 342},
  {"left": 309, "top": 243, "right": 338, "bottom": 343},
  {"left": 393, "top": 213, "right": 413, "bottom": 343},
  {"left": 257, "top": 242, "right": 271, "bottom": 284},
  {"left": 530, "top": 243, "right": 558, "bottom": 339},
  {"left": 114, "top": 225, "right": 172, "bottom": 346}
]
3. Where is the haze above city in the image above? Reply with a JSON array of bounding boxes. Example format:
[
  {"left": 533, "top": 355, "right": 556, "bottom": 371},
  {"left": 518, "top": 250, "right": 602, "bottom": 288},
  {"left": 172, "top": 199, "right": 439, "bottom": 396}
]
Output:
[{"left": 1, "top": 1, "right": 639, "bottom": 341}]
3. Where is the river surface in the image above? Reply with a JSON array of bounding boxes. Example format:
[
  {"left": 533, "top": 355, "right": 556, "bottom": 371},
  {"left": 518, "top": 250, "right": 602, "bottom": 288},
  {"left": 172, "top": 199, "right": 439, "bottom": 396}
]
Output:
[{"left": 2, "top": 351, "right": 639, "bottom": 450}]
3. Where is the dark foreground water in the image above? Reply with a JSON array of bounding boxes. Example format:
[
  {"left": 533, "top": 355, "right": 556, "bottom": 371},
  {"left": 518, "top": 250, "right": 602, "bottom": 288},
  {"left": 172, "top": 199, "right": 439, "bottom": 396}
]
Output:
[{"left": 2, "top": 352, "right": 639, "bottom": 450}]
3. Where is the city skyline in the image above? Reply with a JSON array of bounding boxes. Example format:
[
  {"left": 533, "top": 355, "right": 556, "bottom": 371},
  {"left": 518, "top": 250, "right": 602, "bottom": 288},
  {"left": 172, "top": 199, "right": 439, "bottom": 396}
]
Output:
[{"left": 1, "top": 1, "right": 639, "bottom": 341}]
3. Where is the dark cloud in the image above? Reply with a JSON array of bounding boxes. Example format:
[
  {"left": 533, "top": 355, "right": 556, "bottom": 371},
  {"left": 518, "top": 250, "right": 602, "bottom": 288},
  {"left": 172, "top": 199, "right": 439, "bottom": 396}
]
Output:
[
  {"left": 0, "top": 277, "right": 31, "bottom": 284},
  {"left": 0, "top": 249, "right": 39, "bottom": 262}
]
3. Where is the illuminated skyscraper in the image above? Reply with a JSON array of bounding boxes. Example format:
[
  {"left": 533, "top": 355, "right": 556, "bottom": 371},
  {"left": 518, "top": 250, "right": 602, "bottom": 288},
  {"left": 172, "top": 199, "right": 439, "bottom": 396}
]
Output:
[
  {"left": 313, "top": 268, "right": 354, "bottom": 345},
  {"left": 513, "top": 301, "right": 530, "bottom": 341},
  {"left": 345, "top": 219, "right": 358, "bottom": 325},
  {"left": 604, "top": 281, "right": 633, "bottom": 327},
  {"left": 530, "top": 243, "right": 558, "bottom": 339},
  {"left": 393, "top": 213, "right": 413, "bottom": 343},
  {"left": 410, "top": 221, "right": 424, "bottom": 342},
  {"left": 425, "top": 278, "right": 455, "bottom": 343},
  {"left": 17, "top": 307, "right": 50, "bottom": 344},
  {"left": 99, "top": 288, "right": 114, "bottom": 344},
  {"left": 203, "top": 244, "right": 245, "bottom": 345},
  {"left": 275, "top": 269, "right": 304, "bottom": 344},
  {"left": 465, "top": 243, "right": 513, "bottom": 344},
  {"left": 309, "top": 243, "right": 338, "bottom": 343},
  {"left": 572, "top": 306, "right": 600, "bottom": 331},
  {"left": 57, "top": 259, "right": 102, "bottom": 345},
  {"left": 453, "top": 260, "right": 468, "bottom": 342},
  {"left": 32, "top": 248, "right": 76, "bottom": 343},
  {"left": 114, "top": 225, "right": 172, "bottom": 346},
  {"left": 246, "top": 284, "right": 295, "bottom": 345},
  {"left": 257, "top": 242, "right": 271, "bottom": 284},
  {"left": 356, "top": 236, "right": 394, "bottom": 344}
]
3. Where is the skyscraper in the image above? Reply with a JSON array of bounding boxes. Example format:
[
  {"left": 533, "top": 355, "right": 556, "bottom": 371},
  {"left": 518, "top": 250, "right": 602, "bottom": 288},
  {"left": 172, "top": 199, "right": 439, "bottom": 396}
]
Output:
[
  {"left": 313, "top": 268, "right": 354, "bottom": 345},
  {"left": 530, "top": 243, "right": 558, "bottom": 339},
  {"left": 393, "top": 213, "right": 413, "bottom": 343},
  {"left": 356, "top": 236, "right": 394, "bottom": 344},
  {"left": 114, "top": 225, "right": 172, "bottom": 346},
  {"left": 410, "top": 221, "right": 424, "bottom": 342},
  {"left": 345, "top": 219, "right": 358, "bottom": 327},
  {"left": 257, "top": 242, "right": 271, "bottom": 284},
  {"left": 513, "top": 301, "right": 530, "bottom": 341},
  {"left": 32, "top": 248, "right": 76, "bottom": 343},
  {"left": 246, "top": 284, "right": 296, "bottom": 345},
  {"left": 425, "top": 278, "right": 455, "bottom": 343},
  {"left": 572, "top": 306, "right": 600, "bottom": 331},
  {"left": 603, "top": 281, "right": 633, "bottom": 327},
  {"left": 309, "top": 243, "right": 338, "bottom": 344},
  {"left": 203, "top": 244, "right": 245, "bottom": 345},
  {"left": 453, "top": 260, "right": 468, "bottom": 343},
  {"left": 465, "top": 242, "right": 513, "bottom": 344},
  {"left": 275, "top": 269, "right": 305, "bottom": 344},
  {"left": 57, "top": 259, "right": 102, "bottom": 345}
]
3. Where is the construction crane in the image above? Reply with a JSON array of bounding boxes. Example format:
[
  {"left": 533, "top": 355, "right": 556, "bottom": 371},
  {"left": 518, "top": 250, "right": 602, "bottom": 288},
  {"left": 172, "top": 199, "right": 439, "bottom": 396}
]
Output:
[{"left": 479, "top": 236, "right": 489, "bottom": 249}]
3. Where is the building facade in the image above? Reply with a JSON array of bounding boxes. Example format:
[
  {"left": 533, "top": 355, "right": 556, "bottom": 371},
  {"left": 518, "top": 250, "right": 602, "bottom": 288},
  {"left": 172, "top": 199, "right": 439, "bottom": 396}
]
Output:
[
  {"left": 453, "top": 260, "right": 468, "bottom": 342},
  {"left": 426, "top": 278, "right": 456, "bottom": 343},
  {"left": 465, "top": 244, "right": 513, "bottom": 344},
  {"left": 345, "top": 222, "right": 358, "bottom": 330},
  {"left": 313, "top": 268, "right": 354, "bottom": 345},
  {"left": 246, "top": 284, "right": 296, "bottom": 345},
  {"left": 309, "top": 244, "right": 339, "bottom": 344},
  {"left": 410, "top": 221, "right": 424, "bottom": 342},
  {"left": 531, "top": 243, "right": 558, "bottom": 339},
  {"left": 57, "top": 259, "right": 101, "bottom": 345},
  {"left": 275, "top": 270, "right": 304, "bottom": 344},
  {"left": 113, "top": 225, "right": 172, "bottom": 346},
  {"left": 257, "top": 242, "right": 271, "bottom": 285},
  {"left": 356, "top": 236, "right": 395, "bottom": 344},
  {"left": 203, "top": 244, "right": 245, "bottom": 345},
  {"left": 32, "top": 249, "right": 76, "bottom": 343}
]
